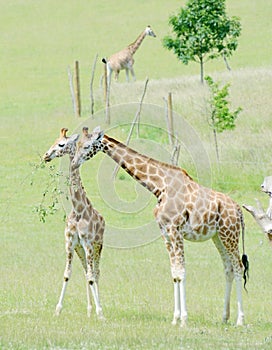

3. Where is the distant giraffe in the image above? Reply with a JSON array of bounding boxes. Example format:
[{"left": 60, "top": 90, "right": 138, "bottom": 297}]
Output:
[
  {"left": 102, "top": 25, "right": 156, "bottom": 85},
  {"left": 43, "top": 128, "right": 105, "bottom": 319},
  {"left": 72, "top": 126, "right": 249, "bottom": 327}
]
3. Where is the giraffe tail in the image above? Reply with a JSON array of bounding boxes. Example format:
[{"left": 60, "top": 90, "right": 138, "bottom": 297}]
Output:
[
  {"left": 102, "top": 58, "right": 107, "bottom": 64},
  {"left": 240, "top": 207, "right": 249, "bottom": 291}
]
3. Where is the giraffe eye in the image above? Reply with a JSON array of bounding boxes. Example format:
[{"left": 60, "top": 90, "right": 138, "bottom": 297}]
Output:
[{"left": 58, "top": 143, "right": 65, "bottom": 148}]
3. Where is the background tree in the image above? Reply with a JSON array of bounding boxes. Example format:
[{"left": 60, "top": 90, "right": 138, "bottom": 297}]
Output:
[
  {"left": 205, "top": 75, "right": 242, "bottom": 163},
  {"left": 163, "top": 0, "right": 241, "bottom": 83}
]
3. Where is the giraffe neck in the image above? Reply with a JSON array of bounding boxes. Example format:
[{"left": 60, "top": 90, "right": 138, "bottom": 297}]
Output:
[
  {"left": 68, "top": 152, "right": 92, "bottom": 216},
  {"left": 128, "top": 30, "right": 146, "bottom": 55},
  {"left": 101, "top": 135, "right": 174, "bottom": 198}
]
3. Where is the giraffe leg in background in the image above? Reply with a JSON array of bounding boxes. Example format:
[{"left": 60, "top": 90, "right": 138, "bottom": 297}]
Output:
[
  {"left": 125, "top": 68, "right": 130, "bottom": 82},
  {"left": 130, "top": 66, "right": 136, "bottom": 81},
  {"left": 82, "top": 239, "right": 104, "bottom": 319},
  {"left": 75, "top": 245, "right": 92, "bottom": 317},
  {"left": 212, "top": 235, "right": 234, "bottom": 323},
  {"left": 231, "top": 252, "right": 245, "bottom": 326}
]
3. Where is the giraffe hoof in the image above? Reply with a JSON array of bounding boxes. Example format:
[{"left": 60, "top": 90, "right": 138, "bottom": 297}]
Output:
[
  {"left": 97, "top": 313, "right": 106, "bottom": 321},
  {"left": 87, "top": 307, "right": 92, "bottom": 318},
  {"left": 172, "top": 319, "right": 178, "bottom": 326},
  {"left": 236, "top": 318, "right": 244, "bottom": 326},
  {"left": 180, "top": 318, "right": 187, "bottom": 328}
]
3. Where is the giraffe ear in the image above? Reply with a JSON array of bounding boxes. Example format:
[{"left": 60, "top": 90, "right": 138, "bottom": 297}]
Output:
[
  {"left": 92, "top": 126, "right": 101, "bottom": 134},
  {"left": 92, "top": 126, "right": 104, "bottom": 141}
]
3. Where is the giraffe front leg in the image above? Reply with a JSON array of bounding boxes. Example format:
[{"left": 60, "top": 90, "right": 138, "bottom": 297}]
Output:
[
  {"left": 171, "top": 280, "right": 187, "bottom": 327},
  {"left": 179, "top": 277, "right": 187, "bottom": 327},
  {"left": 172, "top": 279, "right": 181, "bottom": 325},
  {"left": 86, "top": 281, "right": 92, "bottom": 317},
  {"left": 56, "top": 235, "right": 76, "bottom": 316},
  {"left": 172, "top": 276, "right": 187, "bottom": 327},
  {"left": 172, "top": 242, "right": 187, "bottom": 326},
  {"left": 165, "top": 230, "right": 187, "bottom": 327},
  {"left": 56, "top": 279, "right": 68, "bottom": 316}
]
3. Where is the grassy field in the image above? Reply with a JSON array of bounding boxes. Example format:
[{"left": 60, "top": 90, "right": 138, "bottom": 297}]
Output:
[{"left": 1, "top": 0, "right": 272, "bottom": 349}]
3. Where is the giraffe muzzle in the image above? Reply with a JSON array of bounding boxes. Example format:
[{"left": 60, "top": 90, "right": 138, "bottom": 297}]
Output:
[{"left": 43, "top": 153, "right": 52, "bottom": 162}]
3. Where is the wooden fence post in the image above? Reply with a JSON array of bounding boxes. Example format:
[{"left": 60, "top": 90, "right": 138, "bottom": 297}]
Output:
[
  {"left": 90, "top": 54, "right": 98, "bottom": 117},
  {"left": 103, "top": 62, "right": 107, "bottom": 103},
  {"left": 163, "top": 92, "right": 175, "bottom": 146},
  {"left": 104, "top": 62, "right": 110, "bottom": 124},
  {"left": 167, "top": 92, "right": 174, "bottom": 145},
  {"left": 67, "top": 65, "right": 76, "bottom": 117},
  {"left": 74, "top": 60, "right": 81, "bottom": 118}
]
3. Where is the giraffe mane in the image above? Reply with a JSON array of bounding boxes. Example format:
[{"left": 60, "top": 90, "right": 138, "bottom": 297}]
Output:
[
  {"left": 105, "top": 135, "right": 194, "bottom": 181},
  {"left": 127, "top": 28, "right": 146, "bottom": 48}
]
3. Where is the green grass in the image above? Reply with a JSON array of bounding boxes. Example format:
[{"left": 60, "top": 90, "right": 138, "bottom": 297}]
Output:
[{"left": 1, "top": 0, "right": 272, "bottom": 349}]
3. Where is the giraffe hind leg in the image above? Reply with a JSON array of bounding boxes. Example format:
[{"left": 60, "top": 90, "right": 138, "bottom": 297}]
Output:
[
  {"left": 93, "top": 243, "right": 105, "bottom": 320},
  {"left": 125, "top": 68, "right": 129, "bottom": 82},
  {"left": 75, "top": 245, "right": 92, "bottom": 317},
  {"left": 212, "top": 235, "right": 234, "bottom": 323},
  {"left": 212, "top": 235, "right": 245, "bottom": 325},
  {"left": 82, "top": 241, "right": 104, "bottom": 319}
]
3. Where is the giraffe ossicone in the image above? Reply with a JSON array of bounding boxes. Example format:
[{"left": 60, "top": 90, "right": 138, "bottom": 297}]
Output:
[
  {"left": 102, "top": 25, "right": 156, "bottom": 85},
  {"left": 73, "top": 126, "right": 249, "bottom": 327},
  {"left": 43, "top": 127, "right": 105, "bottom": 319}
]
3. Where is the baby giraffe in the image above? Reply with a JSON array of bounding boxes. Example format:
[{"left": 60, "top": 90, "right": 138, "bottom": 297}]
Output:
[{"left": 43, "top": 127, "right": 105, "bottom": 319}]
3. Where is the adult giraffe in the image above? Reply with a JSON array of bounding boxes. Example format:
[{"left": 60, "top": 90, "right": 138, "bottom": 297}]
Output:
[
  {"left": 102, "top": 25, "right": 156, "bottom": 84},
  {"left": 43, "top": 128, "right": 105, "bottom": 319},
  {"left": 72, "top": 126, "right": 249, "bottom": 327}
]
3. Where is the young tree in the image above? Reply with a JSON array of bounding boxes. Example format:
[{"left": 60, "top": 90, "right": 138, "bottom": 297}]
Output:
[
  {"left": 163, "top": 0, "right": 241, "bottom": 83},
  {"left": 205, "top": 75, "right": 242, "bottom": 163}
]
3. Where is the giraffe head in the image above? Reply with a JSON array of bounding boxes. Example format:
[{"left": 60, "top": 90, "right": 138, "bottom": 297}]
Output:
[
  {"left": 43, "top": 128, "right": 79, "bottom": 162},
  {"left": 72, "top": 126, "right": 104, "bottom": 168},
  {"left": 145, "top": 25, "right": 156, "bottom": 38}
]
